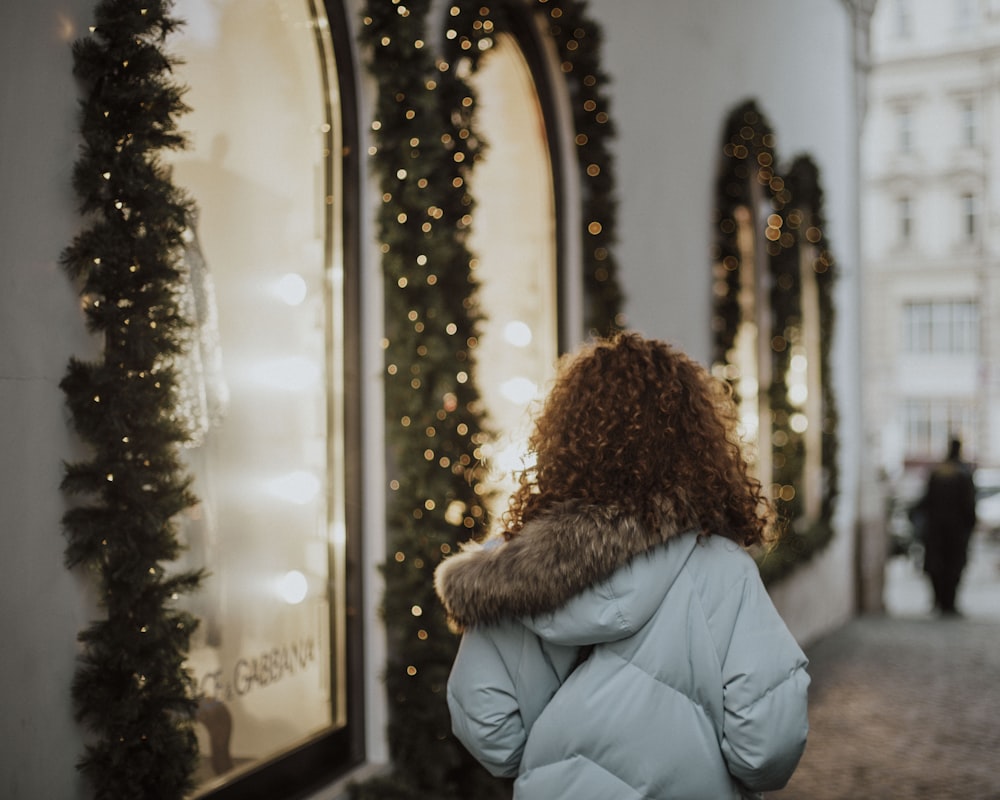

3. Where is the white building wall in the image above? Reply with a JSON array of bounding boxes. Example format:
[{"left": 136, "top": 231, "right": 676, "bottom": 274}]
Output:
[
  {"left": 0, "top": 2, "right": 102, "bottom": 799},
  {"left": 863, "top": 0, "right": 1000, "bottom": 482}
]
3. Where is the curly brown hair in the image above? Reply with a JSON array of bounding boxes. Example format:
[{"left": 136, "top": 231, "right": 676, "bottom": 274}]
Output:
[{"left": 502, "top": 332, "right": 772, "bottom": 547}]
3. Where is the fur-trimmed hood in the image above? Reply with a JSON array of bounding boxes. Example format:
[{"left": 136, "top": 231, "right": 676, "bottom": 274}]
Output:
[{"left": 434, "top": 500, "right": 694, "bottom": 630}]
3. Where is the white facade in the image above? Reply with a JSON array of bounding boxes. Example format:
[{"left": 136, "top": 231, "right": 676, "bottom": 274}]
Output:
[
  {"left": 863, "top": 0, "right": 1000, "bottom": 488},
  {"left": 1, "top": 1, "right": 869, "bottom": 797}
]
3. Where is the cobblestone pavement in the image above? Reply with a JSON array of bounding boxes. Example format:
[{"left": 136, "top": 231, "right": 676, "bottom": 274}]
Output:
[{"left": 772, "top": 533, "right": 1000, "bottom": 800}]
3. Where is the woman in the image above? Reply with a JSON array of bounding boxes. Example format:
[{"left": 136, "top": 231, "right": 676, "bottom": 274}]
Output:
[{"left": 435, "top": 332, "right": 809, "bottom": 799}]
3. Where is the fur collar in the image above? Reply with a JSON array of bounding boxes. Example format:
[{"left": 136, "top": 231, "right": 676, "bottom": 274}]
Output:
[{"left": 434, "top": 500, "right": 690, "bottom": 631}]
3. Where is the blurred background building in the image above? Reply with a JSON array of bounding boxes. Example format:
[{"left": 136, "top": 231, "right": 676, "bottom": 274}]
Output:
[{"left": 862, "top": 0, "right": 1000, "bottom": 512}]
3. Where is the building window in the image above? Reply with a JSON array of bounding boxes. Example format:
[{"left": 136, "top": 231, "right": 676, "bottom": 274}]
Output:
[
  {"left": 894, "top": 0, "right": 913, "bottom": 38},
  {"left": 961, "top": 192, "right": 978, "bottom": 241},
  {"left": 903, "top": 300, "right": 978, "bottom": 354},
  {"left": 467, "top": 30, "right": 562, "bottom": 518},
  {"left": 960, "top": 99, "right": 977, "bottom": 147},
  {"left": 955, "top": 0, "right": 976, "bottom": 29},
  {"left": 903, "top": 398, "right": 975, "bottom": 461},
  {"left": 896, "top": 106, "right": 913, "bottom": 153},
  {"left": 898, "top": 196, "right": 913, "bottom": 243},
  {"left": 732, "top": 202, "right": 771, "bottom": 484}
]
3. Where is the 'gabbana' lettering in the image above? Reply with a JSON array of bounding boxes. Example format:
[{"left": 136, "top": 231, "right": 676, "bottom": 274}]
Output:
[{"left": 197, "top": 636, "right": 319, "bottom": 702}]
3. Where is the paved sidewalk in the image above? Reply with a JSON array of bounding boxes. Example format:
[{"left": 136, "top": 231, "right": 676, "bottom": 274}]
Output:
[{"left": 773, "top": 533, "right": 1000, "bottom": 799}]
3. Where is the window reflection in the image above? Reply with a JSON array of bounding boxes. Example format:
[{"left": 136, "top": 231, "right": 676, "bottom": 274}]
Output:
[
  {"left": 166, "top": 0, "right": 346, "bottom": 790},
  {"left": 797, "top": 240, "right": 822, "bottom": 520},
  {"left": 466, "top": 32, "right": 559, "bottom": 524},
  {"left": 732, "top": 203, "right": 772, "bottom": 486}
]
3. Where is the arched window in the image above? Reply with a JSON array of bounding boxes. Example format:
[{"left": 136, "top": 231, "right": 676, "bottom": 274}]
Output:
[
  {"left": 713, "top": 104, "right": 778, "bottom": 493},
  {"left": 167, "top": 0, "right": 362, "bottom": 794},
  {"left": 466, "top": 26, "right": 562, "bottom": 523},
  {"left": 713, "top": 101, "right": 839, "bottom": 581}
]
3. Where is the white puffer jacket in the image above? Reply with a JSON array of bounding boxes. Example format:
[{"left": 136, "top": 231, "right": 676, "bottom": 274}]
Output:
[{"left": 435, "top": 502, "right": 809, "bottom": 799}]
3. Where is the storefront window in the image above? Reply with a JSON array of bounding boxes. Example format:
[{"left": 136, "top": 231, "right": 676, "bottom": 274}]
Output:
[
  {"left": 467, "top": 32, "right": 560, "bottom": 525},
  {"left": 732, "top": 201, "right": 772, "bottom": 486},
  {"left": 796, "top": 236, "right": 823, "bottom": 520},
  {"left": 166, "top": 0, "right": 352, "bottom": 791}
]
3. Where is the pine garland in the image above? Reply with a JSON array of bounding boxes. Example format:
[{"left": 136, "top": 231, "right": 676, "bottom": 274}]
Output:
[
  {"left": 60, "top": 2, "right": 203, "bottom": 797},
  {"left": 355, "top": 2, "right": 500, "bottom": 797},
  {"left": 530, "top": 0, "right": 624, "bottom": 335}
]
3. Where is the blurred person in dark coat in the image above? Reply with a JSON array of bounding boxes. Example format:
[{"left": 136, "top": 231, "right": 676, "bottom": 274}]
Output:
[{"left": 914, "top": 437, "right": 977, "bottom": 615}]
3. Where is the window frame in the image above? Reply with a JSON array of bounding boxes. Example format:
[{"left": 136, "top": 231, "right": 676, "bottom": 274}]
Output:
[
  {"left": 896, "top": 105, "right": 913, "bottom": 153},
  {"left": 902, "top": 299, "right": 979, "bottom": 355},
  {"left": 898, "top": 195, "right": 913, "bottom": 244},
  {"left": 959, "top": 98, "right": 977, "bottom": 148},
  {"left": 903, "top": 397, "right": 976, "bottom": 461},
  {"left": 961, "top": 191, "right": 978, "bottom": 242}
]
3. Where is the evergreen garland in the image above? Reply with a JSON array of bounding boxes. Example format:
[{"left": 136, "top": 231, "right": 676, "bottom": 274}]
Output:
[
  {"left": 355, "top": 2, "right": 500, "bottom": 797},
  {"left": 757, "top": 154, "right": 839, "bottom": 582},
  {"left": 769, "top": 150, "right": 807, "bottom": 529},
  {"left": 354, "top": 1, "right": 621, "bottom": 797},
  {"left": 711, "top": 100, "right": 839, "bottom": 583},
  {"left": 60, "top": 2, "right": 203, "bottom": 797},
  {"left": 532, "top": 0, "right": 624, "bottom": 335},
  {"left": 785, "top": 156, "right": 839, "bottom": 527}
]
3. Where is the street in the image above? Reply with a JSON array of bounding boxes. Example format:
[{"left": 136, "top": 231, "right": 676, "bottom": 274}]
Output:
[{"left": 773, "top": 532, "right": 1000, "bottom": 799}]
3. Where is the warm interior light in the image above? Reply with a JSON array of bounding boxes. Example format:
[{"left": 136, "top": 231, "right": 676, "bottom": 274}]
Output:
[
  {"left": 466, "top": 34, "right": 559, "bottom": 529},
  {"left": 276, "top": 570, "right": 309, "bottom": 604},
  {"left": 788, "top": 383, "right": 809, "bottom": 406},
  {"left": 249, "top": 357, "right": 321, "bottom": 390},
  {"left": 500, "top": 376, "right": 539, "bottom": 405},
  {"left": 275, "top": 273, "right": 308, "bottom": 306},
  {"left": 269, "top": 470, "right": 321, "bottom": 505},
  {"left": 503, "top": 320, "right": 533, "bottom": 347}
]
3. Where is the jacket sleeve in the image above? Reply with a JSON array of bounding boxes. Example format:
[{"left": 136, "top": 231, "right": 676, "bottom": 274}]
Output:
[
  {"left": 719, "top": 571, "right": 810, "bottom": 792},
  {"left": 446, "top": 621, "right": 575, "bottom": 778}
]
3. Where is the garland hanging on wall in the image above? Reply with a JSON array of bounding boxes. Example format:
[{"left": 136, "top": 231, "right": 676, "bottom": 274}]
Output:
[
  {"left": 711, "top": 100, "right": 838, "bottom": 583},
  {"left": 784, "top": 155, "right": 839, "bottom": 531},
  {"left": 355, "top": 1, "right": 498, "bottom": 796},
  {"left": 60, "top": 1, "right": 203, "bottom": 798},
  {"left": 355, "top": 1, "right": 622, "bottom": 797},
  {"left": 529, "top": 0, "right": 624, "bottom": 335}
]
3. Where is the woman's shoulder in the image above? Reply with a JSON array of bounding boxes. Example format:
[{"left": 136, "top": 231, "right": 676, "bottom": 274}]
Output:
[
  {"left": 690, "top": 531, "right": 755, "bottom": 564},
  {"left": 678, "top": 533, "right": 761, "bottom": 596}
]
